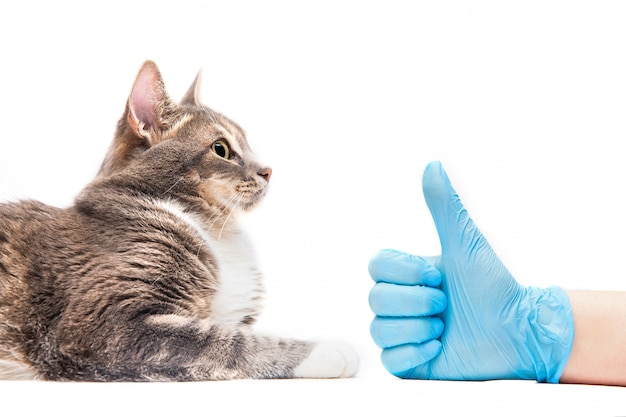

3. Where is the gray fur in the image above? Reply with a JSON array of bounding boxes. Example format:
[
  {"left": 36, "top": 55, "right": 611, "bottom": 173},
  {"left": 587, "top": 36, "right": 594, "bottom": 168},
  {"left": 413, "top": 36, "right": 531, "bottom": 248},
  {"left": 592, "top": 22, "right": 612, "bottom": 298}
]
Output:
[{"left": 0, "top": 61, "right": 357, "bottom": 381}]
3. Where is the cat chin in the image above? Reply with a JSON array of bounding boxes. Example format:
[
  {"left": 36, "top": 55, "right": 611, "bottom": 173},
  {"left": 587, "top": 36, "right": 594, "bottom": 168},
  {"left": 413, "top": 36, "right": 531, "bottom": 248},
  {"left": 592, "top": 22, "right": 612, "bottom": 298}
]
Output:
[
  {"left": 238, "top": 201, "right": 260, "bottom": 212},
  {"left": 236, "top": 193, "right": 267, "bottom": 212}
]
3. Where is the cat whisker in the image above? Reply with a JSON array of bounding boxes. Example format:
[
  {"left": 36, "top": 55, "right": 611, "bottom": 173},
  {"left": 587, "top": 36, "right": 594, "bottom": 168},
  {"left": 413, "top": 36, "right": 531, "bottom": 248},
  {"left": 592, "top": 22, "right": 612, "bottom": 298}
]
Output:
[
  {"left": 194, "top": 195, "right": 236, "bottom": 257},
  {"left": 206, "top": 193, "right": 239, "bottom": 234},
  {"left": 162, "top": 177, "right": 184, "bottom": 196},
  {"left": 218, "top": 194, "right": 243, "bottom": 240}
]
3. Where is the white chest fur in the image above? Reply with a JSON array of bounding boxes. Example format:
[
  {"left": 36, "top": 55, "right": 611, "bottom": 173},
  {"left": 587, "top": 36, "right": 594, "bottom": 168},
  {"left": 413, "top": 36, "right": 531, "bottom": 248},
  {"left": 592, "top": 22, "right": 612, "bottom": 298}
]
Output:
[
  {"left": 207, "top": 231, "right": 263, "bottom": 325},
  {"left": 155, "top": 200, "right": 263, "bottom": 326}
]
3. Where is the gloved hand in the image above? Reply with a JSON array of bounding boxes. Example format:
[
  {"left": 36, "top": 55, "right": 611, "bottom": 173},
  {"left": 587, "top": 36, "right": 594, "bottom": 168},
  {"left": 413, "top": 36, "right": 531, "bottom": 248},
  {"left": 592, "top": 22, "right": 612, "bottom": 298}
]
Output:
[{"left": 368, "top": 161, "right": 575, "bottom": 383}]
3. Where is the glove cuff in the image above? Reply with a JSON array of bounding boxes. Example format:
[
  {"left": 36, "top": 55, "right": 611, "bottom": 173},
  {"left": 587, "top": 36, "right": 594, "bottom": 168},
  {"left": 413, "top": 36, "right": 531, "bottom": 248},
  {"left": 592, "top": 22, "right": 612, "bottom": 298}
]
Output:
[{"left": 525, "top": 286, "right": 575, "bottom": 383}]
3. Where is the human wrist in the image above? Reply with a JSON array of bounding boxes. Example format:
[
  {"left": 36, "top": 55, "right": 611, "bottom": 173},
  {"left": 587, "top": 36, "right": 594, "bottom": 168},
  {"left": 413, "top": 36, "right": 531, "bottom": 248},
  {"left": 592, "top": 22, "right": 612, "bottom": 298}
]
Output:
[{"left": 522, "top": 286, "right": 575, "bottom": 383}]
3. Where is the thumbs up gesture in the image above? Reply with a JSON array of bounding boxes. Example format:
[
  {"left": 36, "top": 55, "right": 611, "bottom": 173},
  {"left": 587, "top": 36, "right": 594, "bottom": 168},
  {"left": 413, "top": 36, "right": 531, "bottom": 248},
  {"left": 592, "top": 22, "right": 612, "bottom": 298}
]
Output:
[{"left": 368, "top": 162, "right": 574, "bottom": 383}]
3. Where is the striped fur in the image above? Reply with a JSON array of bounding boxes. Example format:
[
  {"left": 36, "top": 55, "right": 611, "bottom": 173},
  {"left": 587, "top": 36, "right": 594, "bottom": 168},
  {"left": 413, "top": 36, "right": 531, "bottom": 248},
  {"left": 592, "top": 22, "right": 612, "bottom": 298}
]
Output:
[{"left": 0, "top": 61, "right": 357, "bottom": 381}]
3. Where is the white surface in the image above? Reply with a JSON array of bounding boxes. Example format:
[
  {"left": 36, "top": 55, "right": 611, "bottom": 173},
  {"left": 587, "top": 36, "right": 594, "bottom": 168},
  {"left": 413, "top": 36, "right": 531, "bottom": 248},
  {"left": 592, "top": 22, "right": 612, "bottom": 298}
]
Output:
[
  {"left": 1, "top": 378, "right": 625, "bottom": 416},
  {"left": 0, "top": 1, "right": 625, "bottom": 415}
]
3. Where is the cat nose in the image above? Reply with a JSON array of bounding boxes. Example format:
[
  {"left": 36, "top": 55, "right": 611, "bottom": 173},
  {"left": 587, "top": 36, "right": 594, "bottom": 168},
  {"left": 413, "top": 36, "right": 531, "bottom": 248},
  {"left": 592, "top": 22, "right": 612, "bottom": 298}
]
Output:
[{"left": 258, "top": 167, "right": 272, "bottom": 182}]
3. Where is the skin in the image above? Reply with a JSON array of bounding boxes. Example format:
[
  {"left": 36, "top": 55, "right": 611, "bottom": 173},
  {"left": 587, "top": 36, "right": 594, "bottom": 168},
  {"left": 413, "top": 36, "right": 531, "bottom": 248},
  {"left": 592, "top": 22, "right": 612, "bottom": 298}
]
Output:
[{"left": 560, "top": 290, "right": 626, "bottom": 386}]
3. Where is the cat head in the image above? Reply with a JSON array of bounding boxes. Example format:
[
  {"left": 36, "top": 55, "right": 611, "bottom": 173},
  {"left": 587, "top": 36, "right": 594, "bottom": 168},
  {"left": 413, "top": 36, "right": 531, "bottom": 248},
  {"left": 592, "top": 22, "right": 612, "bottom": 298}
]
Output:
[{"left": 98, "top": 61, "right": 271, "bottom": 212}]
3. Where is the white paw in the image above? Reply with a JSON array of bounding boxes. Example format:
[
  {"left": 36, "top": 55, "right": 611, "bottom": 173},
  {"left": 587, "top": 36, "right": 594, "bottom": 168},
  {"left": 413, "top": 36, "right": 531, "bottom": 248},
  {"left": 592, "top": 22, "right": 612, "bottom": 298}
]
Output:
[{"left": 293, "top": 341, "right": 359, "bottom": 378}]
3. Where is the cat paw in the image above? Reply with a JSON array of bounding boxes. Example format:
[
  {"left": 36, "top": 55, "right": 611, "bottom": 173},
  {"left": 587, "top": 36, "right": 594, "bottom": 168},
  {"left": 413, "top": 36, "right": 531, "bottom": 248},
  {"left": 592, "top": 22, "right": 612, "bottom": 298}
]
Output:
[{"left": 293, "top": 341, "right": 359, "bottom": 378}]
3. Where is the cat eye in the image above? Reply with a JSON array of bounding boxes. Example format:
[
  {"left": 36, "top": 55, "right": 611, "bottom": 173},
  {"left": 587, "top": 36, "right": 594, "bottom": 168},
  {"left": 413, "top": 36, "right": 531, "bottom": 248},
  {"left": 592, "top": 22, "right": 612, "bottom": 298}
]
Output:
[{"left": 211, "top": 140, "right": 230, "bottom": 160}]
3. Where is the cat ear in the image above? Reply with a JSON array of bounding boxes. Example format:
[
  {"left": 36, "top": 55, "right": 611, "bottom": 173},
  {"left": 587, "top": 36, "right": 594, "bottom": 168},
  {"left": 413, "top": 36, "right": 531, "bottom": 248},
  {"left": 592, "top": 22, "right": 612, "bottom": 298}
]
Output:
[
  {"left": 180, "top": 69, "right": 203, "bottom": 106},
  {"left": 127, "top": 60, "right": 176, "bottom": 140}
]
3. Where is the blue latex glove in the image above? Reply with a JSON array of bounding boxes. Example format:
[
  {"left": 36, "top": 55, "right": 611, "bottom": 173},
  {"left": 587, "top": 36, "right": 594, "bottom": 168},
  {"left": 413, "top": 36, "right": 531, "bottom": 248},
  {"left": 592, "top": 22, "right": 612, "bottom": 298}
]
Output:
[{"left": 368, "top": 161, "right": 574, "bottom": 383}]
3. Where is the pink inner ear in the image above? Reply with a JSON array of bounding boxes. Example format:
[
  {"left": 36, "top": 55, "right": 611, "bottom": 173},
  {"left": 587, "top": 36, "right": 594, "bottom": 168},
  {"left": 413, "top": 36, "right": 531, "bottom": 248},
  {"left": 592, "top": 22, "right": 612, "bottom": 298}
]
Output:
[{"left": 129, "top": 66, "right": 159, "bottom": 130}]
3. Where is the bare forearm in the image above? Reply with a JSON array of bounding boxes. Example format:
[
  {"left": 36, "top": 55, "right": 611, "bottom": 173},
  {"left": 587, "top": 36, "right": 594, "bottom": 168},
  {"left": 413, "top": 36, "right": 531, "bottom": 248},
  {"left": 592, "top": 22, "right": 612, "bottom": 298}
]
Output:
[{"left": 559, "top": 290, "right": 626, "bottom": 386}]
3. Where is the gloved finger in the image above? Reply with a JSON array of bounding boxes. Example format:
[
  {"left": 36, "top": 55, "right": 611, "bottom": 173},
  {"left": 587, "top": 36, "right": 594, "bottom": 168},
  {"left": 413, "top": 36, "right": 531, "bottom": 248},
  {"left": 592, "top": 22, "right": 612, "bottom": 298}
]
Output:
[
  {"left": 422, "top": 161, "right": 482, "bottom": 254},
  {"left": 380, "top": 340, "right": 442, "bottom": 378},
  {"left": 369, "top": 249, "right": 441, "bottom": 287},
  {"left": 369, "top": 282, "right": 447, "bottom": 317},
  {"left": 370, "top": 316, "right": 444, "bottom": 349}
]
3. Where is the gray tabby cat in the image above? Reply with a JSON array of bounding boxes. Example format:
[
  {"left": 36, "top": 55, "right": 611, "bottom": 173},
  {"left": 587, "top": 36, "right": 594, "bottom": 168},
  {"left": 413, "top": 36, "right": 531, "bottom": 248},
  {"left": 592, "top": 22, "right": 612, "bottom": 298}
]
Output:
[{"left": 0, "top": 61, "right": 358, "bottom": 381}]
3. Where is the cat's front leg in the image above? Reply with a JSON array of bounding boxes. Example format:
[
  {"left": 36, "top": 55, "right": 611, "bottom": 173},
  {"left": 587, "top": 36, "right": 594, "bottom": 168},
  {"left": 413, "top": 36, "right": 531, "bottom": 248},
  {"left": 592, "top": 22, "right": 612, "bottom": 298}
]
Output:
[
  {"left": 293, "top": 341, "right": 359, "bottom": 378},
  {"left": 109, "top": 315, "right": 359, "bottom": 381}
]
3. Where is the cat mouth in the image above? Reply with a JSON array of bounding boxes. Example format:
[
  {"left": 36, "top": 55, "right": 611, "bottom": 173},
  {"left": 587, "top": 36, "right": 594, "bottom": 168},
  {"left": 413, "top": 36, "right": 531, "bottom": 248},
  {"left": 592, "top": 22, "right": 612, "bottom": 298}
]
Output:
[
  {"left": 236, "top": 188, "right": 268, "bottom": 211},
  {"left": 233, "top": 179, "right": 268, "bottom": 211}
]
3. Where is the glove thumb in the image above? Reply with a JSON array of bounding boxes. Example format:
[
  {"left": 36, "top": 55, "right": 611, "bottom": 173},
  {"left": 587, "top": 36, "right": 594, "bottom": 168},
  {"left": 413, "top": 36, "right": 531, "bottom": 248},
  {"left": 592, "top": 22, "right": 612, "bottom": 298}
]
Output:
[{"left": 422, "top": 161, "right": 479, "bottom": 254}]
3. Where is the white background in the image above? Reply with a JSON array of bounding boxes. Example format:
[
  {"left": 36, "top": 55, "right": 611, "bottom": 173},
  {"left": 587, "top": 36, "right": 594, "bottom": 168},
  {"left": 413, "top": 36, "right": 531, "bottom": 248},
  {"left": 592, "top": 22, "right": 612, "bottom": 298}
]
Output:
[{"left": 0, "top": 1, "right": 625, "bottom": 415}]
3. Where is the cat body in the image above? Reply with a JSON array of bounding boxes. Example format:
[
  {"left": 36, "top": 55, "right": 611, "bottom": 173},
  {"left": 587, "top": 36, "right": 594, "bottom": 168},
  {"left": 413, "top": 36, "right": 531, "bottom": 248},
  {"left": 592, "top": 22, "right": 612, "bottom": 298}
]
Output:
[{"left": 0, "top": 62, "right": 357, "bottom": 381}]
